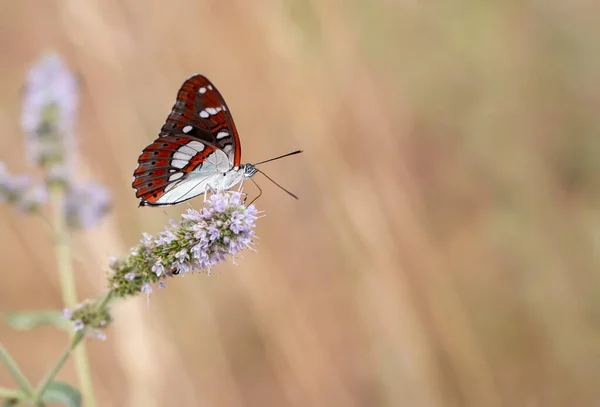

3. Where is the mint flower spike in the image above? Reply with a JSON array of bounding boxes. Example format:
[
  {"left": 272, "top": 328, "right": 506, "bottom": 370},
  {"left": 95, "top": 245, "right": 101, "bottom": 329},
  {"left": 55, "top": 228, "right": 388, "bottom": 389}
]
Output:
[
  {"left": 109, "top": 191, "right": 262, "bottom": 299},
  {"left": 21, "top": 53, "right": 78, "bottom": 169}
]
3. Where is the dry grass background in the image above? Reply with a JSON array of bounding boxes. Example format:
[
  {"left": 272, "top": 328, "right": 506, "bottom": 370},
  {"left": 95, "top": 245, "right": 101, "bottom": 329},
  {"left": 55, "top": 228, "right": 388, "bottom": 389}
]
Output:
[{"left": 1, "top": 0, "right": 600, "bottom": 406}]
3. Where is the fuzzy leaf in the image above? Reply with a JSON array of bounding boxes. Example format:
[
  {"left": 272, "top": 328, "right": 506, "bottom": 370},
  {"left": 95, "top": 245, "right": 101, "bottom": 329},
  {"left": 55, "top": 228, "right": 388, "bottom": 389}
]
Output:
[
  {"left": 41, "top": 381, "right": 81, "bottom": 407},
  {"left": 5, "top": 311, "right": 70, "bottom": 331}
]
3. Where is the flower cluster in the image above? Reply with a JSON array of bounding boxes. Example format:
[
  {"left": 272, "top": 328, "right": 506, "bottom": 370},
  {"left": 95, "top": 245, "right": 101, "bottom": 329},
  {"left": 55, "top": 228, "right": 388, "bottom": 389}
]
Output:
[
  {"left": 108, "top": 191, "right": 260, "bottom": 298},
  {"left": 0, "top": 162, "right": 48, "bottom": 213},
  {"left": 21, "top": 53, "right": 78, "bottom": 169},
  {"left": 0, "top": 52, "right": 112, "bottom": 230},
  {"left": 63, "top": 298, "right": 112, "bottom": 340}
]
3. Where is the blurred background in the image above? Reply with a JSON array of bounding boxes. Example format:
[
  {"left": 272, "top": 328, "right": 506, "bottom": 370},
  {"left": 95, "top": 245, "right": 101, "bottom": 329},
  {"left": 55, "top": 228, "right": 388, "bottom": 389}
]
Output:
[{"left": 1, "top": 0, "right": 600, "bottom": 406}]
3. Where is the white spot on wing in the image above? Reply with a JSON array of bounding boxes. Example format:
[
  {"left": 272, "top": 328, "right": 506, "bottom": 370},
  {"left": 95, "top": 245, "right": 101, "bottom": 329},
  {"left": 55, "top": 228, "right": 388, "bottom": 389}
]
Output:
[
  {"left": 206, "top": 107, "right": 218, "bottom": 115},
  {"left": 172, "top": 159, "right": 187, "bottom": 169},
  {"left": 199, "top": 87, "right": 207, "bottom": 94},
  {"left": 222, "top": 105, "right": 227, "bottom": 112},
  {"left": 173, "top": 152, "right": 190, "bottom": 160},
  {"left": 169, "top": 172, "right": 184, "bottom": 181},
  {"left": 223, "top": 145, "right": 233, "bottom": 154},
  {"left": 182, "top": 125, "right": 193, "bottom": 133},
  {"left": 187, "top": 141, "right": 205, "bottom": 151},
  {"left": 208, "top": 85, "right": 213, "bottom": 90},
  {"left": 177, "top": 146, "right": 196, "bottom": 156},
  {"left": 199, "top": 110, "right": 209, "bottom": 118},
  {"left": 216, "top": 131, "right": 229, "bottom": 140}
]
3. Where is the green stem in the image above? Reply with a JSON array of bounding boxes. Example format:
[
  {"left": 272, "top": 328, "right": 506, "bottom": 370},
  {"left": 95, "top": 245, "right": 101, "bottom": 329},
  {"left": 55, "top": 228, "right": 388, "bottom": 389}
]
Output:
[
  {"left": 98, "top": 290, "right": 115, "bottom": 309},
  {"left": 0, "top": 344, "right": 34, "bottom": 396},
  {"left": 49, "top": 190, "right": 97, "bottom": 407},
  {"left": 51, "top": 190, "right": 77, "bottom": 308},
  {"left": 35, "top": 331, "right": 84, "bottom": 398}
]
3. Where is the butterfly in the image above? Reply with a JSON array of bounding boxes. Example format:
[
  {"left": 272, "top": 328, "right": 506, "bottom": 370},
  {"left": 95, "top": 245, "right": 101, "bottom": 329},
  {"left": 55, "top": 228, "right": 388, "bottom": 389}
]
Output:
[{"left": 132, "top": 74, "right": 301, "bottom": 206}]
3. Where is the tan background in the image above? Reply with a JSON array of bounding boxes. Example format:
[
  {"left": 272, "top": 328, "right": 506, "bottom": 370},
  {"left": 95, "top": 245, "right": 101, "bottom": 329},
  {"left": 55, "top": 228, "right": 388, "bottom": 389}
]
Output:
[{"left": 1, "top": 0, "right": 600, "bottom": 406}]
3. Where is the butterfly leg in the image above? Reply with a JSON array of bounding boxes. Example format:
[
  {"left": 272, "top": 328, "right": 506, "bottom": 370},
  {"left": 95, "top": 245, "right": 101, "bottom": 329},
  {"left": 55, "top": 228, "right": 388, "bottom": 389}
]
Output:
[
  {"left": 238, "top": 190, "right": 249, "bottom": 204},
  {"left": 203, "top": 185, "right": 217, "bottom": 202},
  {"left": 237, "top": 177, "right": 246, "bottom": 192}
]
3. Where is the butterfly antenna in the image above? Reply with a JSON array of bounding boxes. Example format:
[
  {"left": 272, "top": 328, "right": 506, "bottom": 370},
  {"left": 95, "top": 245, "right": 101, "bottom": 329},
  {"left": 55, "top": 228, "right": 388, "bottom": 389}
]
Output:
[
  {"left": 253, "top": 150, "right": 303, "bottom": 166},
  {"left": 255, "top": 169, "right": 298, "bottom": 200},
  {"left": 249, "top": 178, "right": 263, "bottom": 205}
]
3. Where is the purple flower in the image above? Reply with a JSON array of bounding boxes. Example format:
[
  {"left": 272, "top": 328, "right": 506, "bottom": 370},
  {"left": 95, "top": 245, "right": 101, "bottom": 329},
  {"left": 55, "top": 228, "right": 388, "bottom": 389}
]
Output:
[
  {"left": 0, "top": 163, "right": 48, "bottom": 212},
  {"left": 21, "top": 53, "right": 78, "bottom": 168},
  {"left": 172, "top": 261, "right": 191, "bottom": 274},
  {"left": 175, "top": 249, "right": 189, "bottom": 262},
  {"left": 207, "top": 194, "right": 227, "bottom": 213},
  {"left": 64, "top": 180, "right": 111, "bottom": 229},
  {"left": 0, "top": 171, "right": 33, "bottom": 203},
  {"left": 62, "top": 308, "right": 73, "bottom": 319},
  {"left": 155, "top": 229, "right": 176, "bottom": 246},
  {"left": 18, "top": 183, "right": 48, "bottom": 212},
  {"left": 229, "top": 211, "right": 243, "bottom": 234},
  {"left": 141, "top": 232, "right": 154, "bottom": 248},
  {"left": 90, "top": 330, "right": 107, "bottom": 341},
  {"left": 123, "top": 272, "right": 136, "bottom": 281},
  {"left": 207, "top": 225, "right": 220, "bottom": 241},
  {"left": 151, "top": 261, "right": 164, "bottom": 277},
  {"left": 108, "top": 191, "right": 261, "bottom": 298}
]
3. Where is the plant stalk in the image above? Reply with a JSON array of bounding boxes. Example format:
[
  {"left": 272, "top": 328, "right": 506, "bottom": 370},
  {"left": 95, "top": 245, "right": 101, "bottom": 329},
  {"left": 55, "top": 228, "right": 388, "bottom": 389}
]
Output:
[
  {"left": 0, "top": 344, "right": 34, "bottom": 397},
  {"left": 49, "top": 189, "right": 97, "bottom": 407},
  {"left": 35, "top": 331, "right": 84, "bottom": 398}
]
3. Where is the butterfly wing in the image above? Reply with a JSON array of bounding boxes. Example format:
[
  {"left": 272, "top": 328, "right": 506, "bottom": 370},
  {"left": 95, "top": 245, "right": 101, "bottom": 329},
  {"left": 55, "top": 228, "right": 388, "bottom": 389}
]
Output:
[
  {"left": 132, "top": 75, "right": 242, "bottom": 206},
  {"left": 158, "top": 74, "right": 241, "bottom": 167},
  {"left": 133, "top": 135, "right": 231, "bottom": 206}
]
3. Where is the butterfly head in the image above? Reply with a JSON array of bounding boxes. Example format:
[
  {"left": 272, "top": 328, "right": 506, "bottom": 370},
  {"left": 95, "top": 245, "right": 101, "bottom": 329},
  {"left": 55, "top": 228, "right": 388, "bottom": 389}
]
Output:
[{"left": 241, "top": 164, "right": 258, "bottom": 178}]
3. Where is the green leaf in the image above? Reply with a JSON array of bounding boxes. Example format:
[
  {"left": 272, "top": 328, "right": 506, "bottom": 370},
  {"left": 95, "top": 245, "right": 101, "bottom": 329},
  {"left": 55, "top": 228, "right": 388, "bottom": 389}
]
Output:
[
  {"left": 2, "top": 396, "right": 20, "bottom": 406},
  {"left": 5, "top": 311, "right": 70, "bottom": 331},
  {"left": 40, "top": 382, "right": 80, "bottom": 407}
]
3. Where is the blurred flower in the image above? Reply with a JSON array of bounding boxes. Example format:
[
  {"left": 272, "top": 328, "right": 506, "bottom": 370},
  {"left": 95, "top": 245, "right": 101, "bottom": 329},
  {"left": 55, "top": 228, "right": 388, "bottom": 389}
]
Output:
[
  {"left": 46, "top": 164, "right": 72, "bottom": 187},
  {"left": 0, "top": 161, "right": 48, "bottom": 212},
  {"left": 21, "top": 53, "right": 78, "bottom": 169},
  {"left": 64, "top": 181, "right": 111, "bottom": 229},
  {"left": 109, "top": 191, "right": 260, "bottom": 298},
  {"left": 18, "top": 182, "right": 48, "bottom": 212},
  {"left": 63, "top": 298, "right": 112, "bottom": 340}
]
